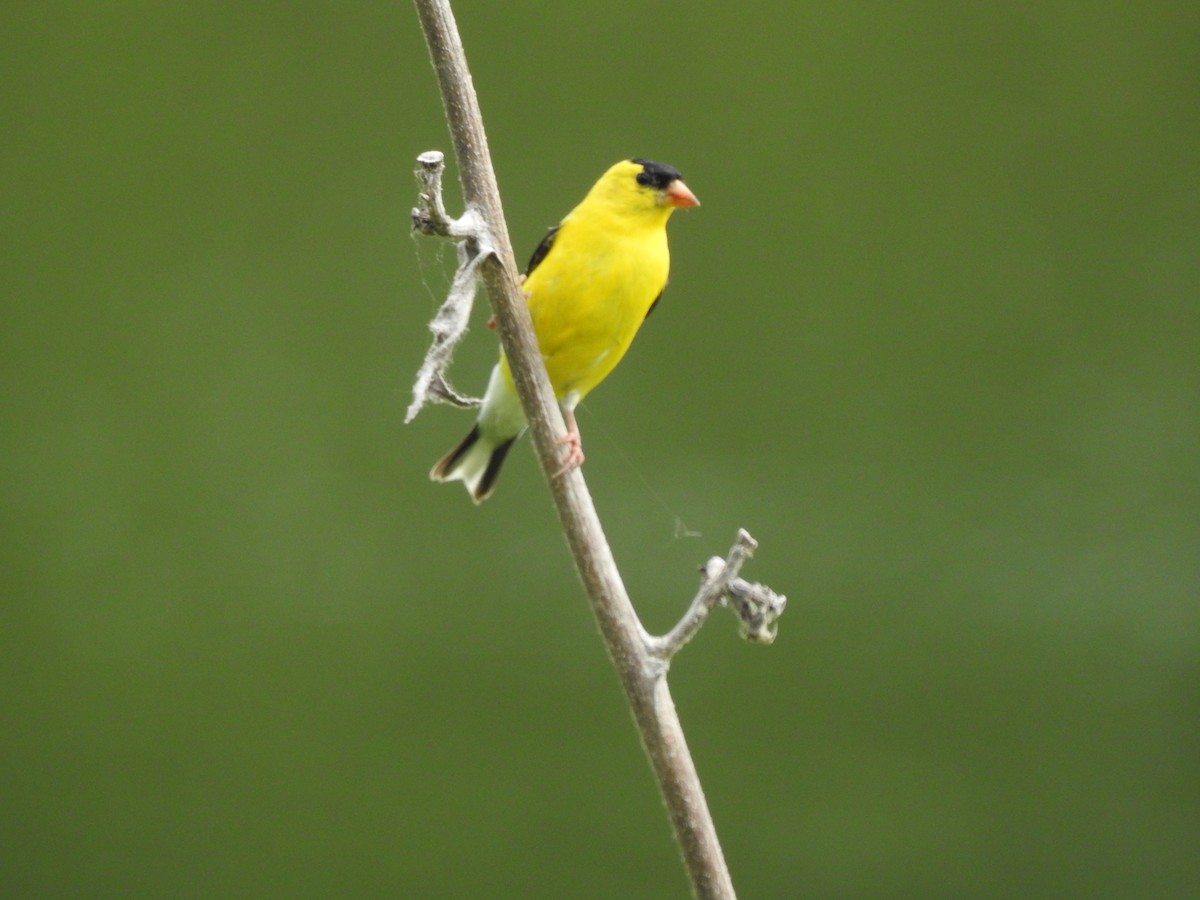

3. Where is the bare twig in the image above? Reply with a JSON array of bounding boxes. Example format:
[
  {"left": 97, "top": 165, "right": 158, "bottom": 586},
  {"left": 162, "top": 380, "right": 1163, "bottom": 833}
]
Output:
[
  {"left": 410, "top": 2, "right": 786, "bottom": 896},
  {"left": 646, "top": 533, "right": 756, "bottom": 660},
  {"left": 647, "top": 529, "right": 786, "bottom": 659}
]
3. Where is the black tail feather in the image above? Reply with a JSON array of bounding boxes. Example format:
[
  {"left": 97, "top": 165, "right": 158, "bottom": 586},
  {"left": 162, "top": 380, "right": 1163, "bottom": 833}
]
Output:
[
  {"left": 430, "top": 425, "right": 480, "bottom": 482},
  {"left": 473, "top": 435, "right": 516, "bottom": 504}
]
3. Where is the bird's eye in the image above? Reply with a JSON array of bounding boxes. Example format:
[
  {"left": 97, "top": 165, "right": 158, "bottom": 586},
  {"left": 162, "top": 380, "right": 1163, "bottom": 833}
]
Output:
[{"left": 631, "top": 159, "right": 682, "bottom": 191}]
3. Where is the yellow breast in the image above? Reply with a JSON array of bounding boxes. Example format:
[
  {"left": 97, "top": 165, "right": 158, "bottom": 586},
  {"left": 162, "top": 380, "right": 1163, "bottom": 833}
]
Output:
[{"left": 523, "top": 211, "right": 670, "bottom": 405}]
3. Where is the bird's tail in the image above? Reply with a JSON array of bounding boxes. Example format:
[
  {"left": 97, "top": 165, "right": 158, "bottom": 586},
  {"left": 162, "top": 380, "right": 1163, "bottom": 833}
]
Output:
[{"left": 430, "top": 424, "right": 517, "bottom": 504}]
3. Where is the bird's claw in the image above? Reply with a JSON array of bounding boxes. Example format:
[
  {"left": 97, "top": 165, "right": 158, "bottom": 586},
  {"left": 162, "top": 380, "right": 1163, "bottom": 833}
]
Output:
[{"left": 553, "top": 430, "right": 585, "bottom": 477}]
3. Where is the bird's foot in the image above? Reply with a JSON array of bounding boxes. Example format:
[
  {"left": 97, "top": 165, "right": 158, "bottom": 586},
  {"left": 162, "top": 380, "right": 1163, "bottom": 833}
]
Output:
[{"left": 553, "top": 429, "right": 585, "bottom": 477}]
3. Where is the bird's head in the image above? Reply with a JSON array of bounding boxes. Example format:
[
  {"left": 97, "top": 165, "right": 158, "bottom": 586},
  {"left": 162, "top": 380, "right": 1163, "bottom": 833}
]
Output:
[{"left": 588, "top": 159, "right": 700, "bottom": 219}]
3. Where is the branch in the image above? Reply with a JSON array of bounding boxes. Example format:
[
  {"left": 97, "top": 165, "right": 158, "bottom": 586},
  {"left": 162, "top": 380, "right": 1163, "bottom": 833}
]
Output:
[{"left": 411, "top": 2, "right": 786, "bottom": 896}]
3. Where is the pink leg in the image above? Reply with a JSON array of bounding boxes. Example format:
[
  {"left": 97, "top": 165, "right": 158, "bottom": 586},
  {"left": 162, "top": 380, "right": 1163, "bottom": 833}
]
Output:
[{"left": 554, "top": 408, "right": 585, "bottom": 476}]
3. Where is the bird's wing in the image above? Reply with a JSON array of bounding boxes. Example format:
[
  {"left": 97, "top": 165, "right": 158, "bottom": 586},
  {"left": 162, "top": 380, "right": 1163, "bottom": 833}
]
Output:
[{"left": 525, "top": 225, "right": 560, "bottom": 276}]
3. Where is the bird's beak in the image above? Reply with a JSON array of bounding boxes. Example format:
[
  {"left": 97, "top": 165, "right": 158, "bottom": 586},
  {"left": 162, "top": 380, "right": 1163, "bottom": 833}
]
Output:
[{"left": 664, "top": 179, "right": 700, "bottom": 208}]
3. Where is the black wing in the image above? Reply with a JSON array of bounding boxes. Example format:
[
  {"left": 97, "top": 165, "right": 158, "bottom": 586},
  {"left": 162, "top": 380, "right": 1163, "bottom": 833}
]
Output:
[{"left": 525, "top": 225, "right": 560, "bottom": 276}]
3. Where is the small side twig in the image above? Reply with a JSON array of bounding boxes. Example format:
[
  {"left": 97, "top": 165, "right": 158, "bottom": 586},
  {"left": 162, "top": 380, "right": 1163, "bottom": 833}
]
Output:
[{"left": 648, "top": 530, "right": 787, "bottom": 660}]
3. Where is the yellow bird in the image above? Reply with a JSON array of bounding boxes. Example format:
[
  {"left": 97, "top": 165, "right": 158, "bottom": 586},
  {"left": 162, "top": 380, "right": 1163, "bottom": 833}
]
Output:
[{"left": 431, "top": 158, "right": 699, "bottom": 503}]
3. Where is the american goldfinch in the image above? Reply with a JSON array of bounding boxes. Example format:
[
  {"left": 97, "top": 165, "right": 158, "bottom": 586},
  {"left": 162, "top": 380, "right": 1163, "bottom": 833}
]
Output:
[{"left": 431, "top": 158, "right": 699, "bottom": 503}]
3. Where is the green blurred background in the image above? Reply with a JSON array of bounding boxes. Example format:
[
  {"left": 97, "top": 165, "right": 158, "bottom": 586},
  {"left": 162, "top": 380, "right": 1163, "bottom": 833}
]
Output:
[{"left": 3, "top": 2, "right": 1197, "bottom": 896}]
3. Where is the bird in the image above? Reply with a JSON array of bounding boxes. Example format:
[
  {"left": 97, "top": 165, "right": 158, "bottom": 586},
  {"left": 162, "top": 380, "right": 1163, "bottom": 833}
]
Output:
[{"left": 430, "top": 158, "right": 699, "bottom": 503}]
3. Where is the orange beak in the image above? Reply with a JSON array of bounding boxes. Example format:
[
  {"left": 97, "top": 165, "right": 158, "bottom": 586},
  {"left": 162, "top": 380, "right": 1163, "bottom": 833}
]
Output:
[{"left": 665, "top": 179, "right": 700, "bottom": 208}]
